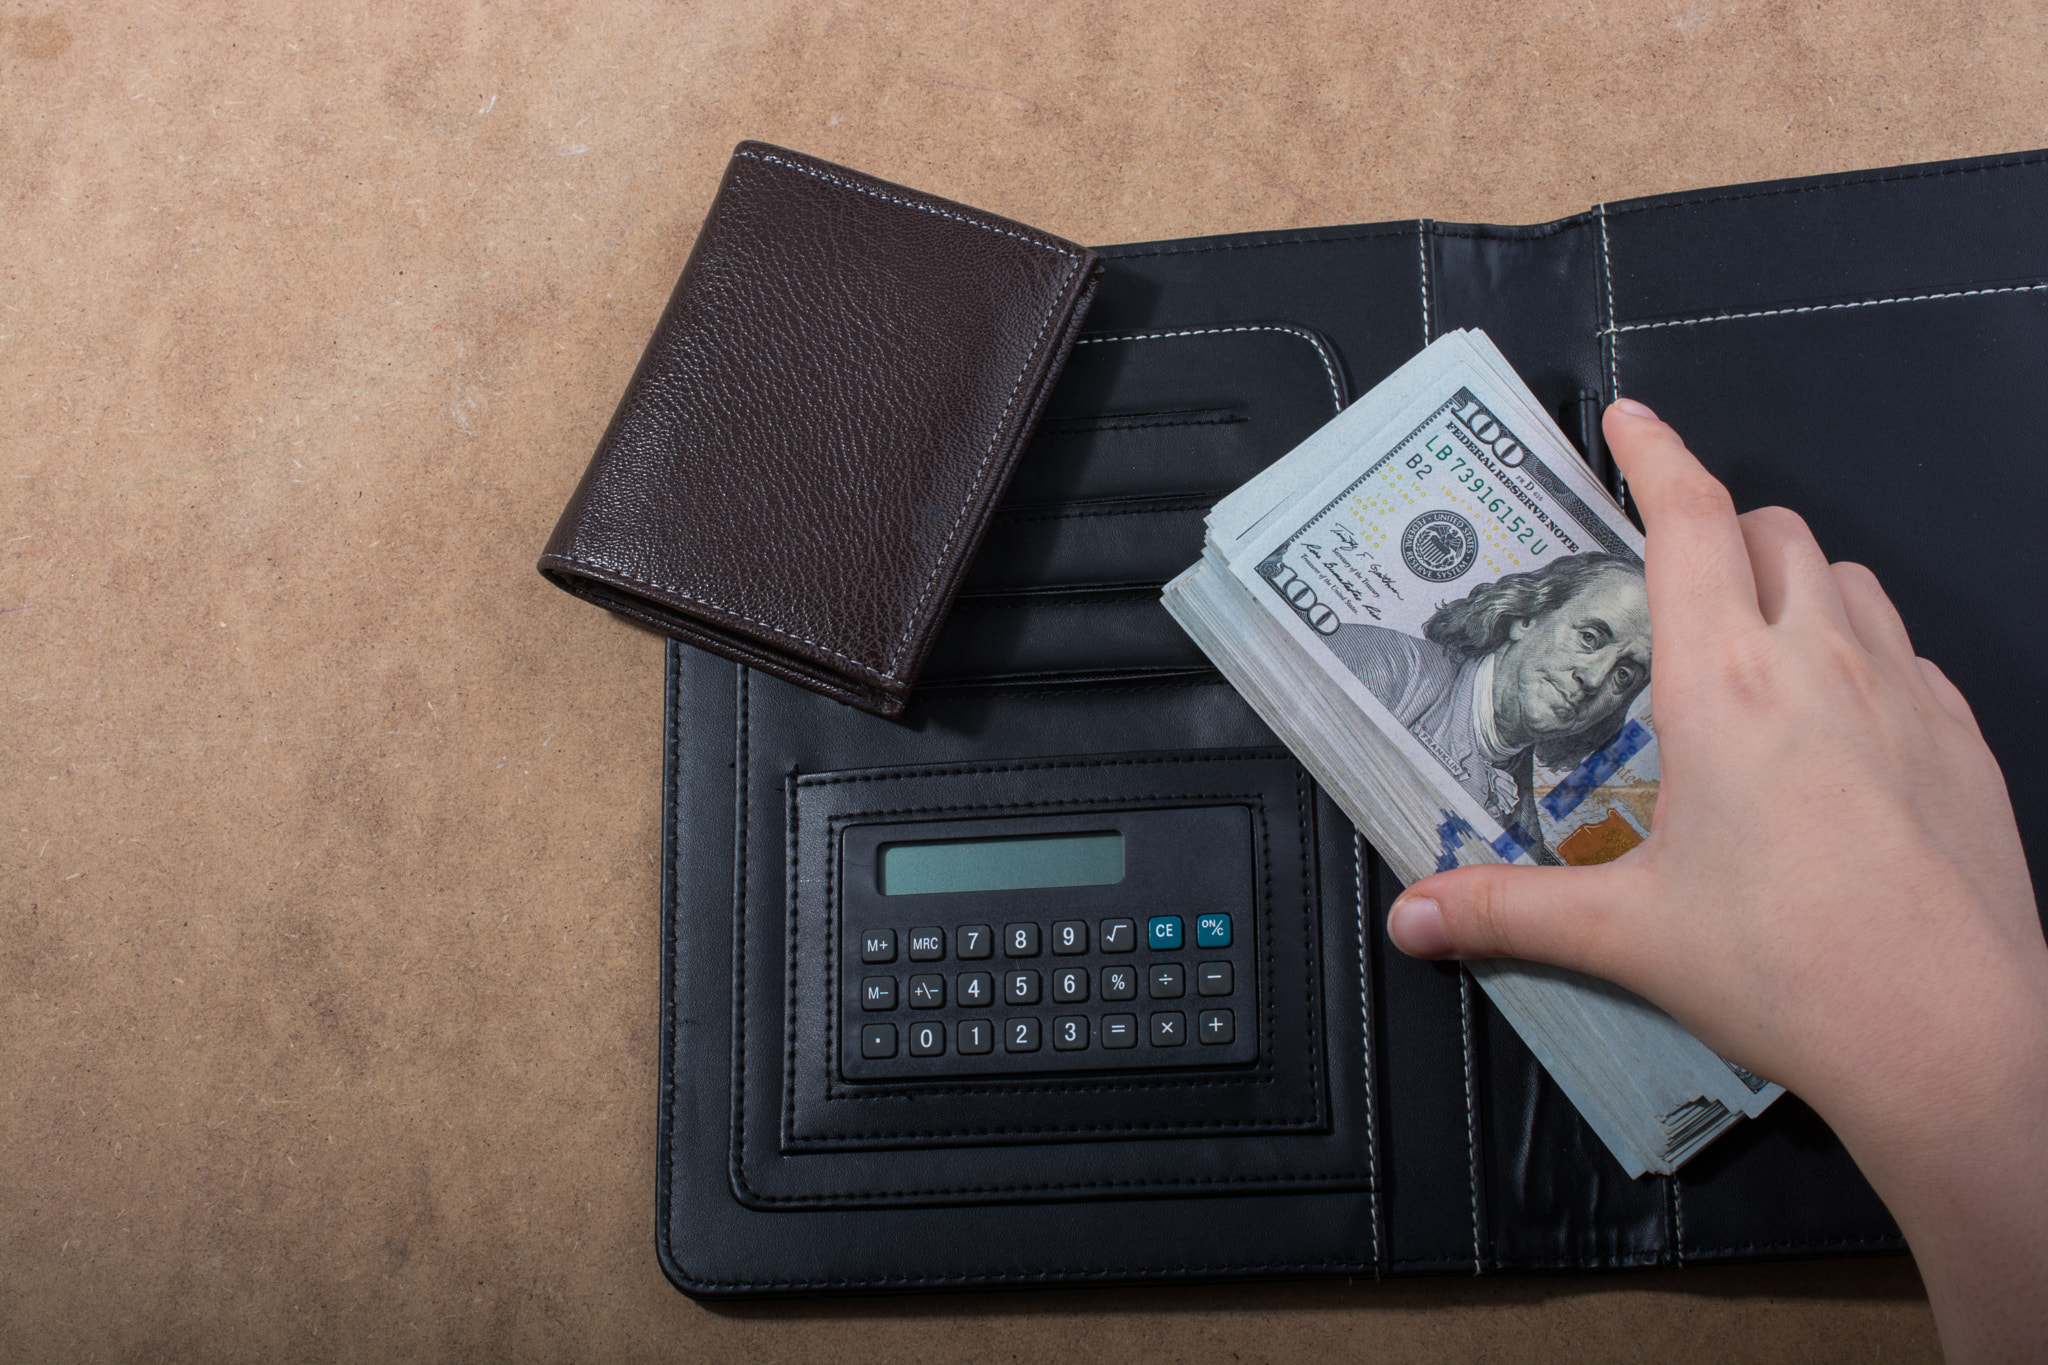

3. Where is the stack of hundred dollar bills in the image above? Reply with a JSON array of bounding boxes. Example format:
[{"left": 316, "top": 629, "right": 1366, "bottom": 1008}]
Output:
[{"left": 1163, "top": 330, "right": 1781, "bottom": 1176}]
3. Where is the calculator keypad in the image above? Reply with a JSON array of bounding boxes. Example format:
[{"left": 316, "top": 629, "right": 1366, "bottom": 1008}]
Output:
[{"left": 843, "top": 912, "right": 1252, "bottom": 1078}]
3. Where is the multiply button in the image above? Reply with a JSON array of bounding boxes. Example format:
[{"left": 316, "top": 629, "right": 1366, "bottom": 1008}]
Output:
[
  {"left": 860, "top": 928, "right": 896, "bottom": 963},
  {"left": 907, "top": 974, "right": 945, "bottom": 1008},
  {"left": 861, "top": 976, "right": 896, "bottom": 1010},
  {"left": 1098, "top": 918, "right": 1136, "bottom": 952},
  {"left": 1195, "top": 913, "right": 1232, "bottom": 948},
  {"left": 1198, "top": 1009, "right": 1235, "bottom": 1045},
  {"left": 1150, "top": 1011, "right": 1185, "bottom": 1046},
  {"left": 907, "top": 927, "right": 945, "bottom": 961},
  {"left": 1147, "top": 915, "right": 1183, "bottom": 950},
  {"left": 1196, "top": 961, "right": 1233, "bottom": 996}
]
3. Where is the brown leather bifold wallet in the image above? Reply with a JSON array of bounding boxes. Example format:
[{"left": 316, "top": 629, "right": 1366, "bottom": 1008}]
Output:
[{"left": 538, "top": 141, "right": 1101, "bottom": 716}]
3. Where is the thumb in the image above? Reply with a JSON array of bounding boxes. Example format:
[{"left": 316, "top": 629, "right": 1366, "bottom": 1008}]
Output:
[{"left": 1387, "top": 861, "right": 1641, "bottom": 978}]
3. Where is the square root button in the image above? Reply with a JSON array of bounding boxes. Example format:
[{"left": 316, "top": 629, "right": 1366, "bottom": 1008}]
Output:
[{"left": 1194, "top": 913, "right": 1232, "bottom": 948}]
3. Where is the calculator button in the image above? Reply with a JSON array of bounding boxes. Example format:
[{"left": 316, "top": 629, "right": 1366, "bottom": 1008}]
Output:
[
  {"left": 1003, "top": 923, "right": 1041, "bottom": 957},
  {"left": 860, "top": 928, "right": 897, "bottom": 963},
  {"left": 1005, "top": 1017, "right": 1041, "bottom": 1052},
  {"left": 957, "top": 971, "right": 994, "bottom": 1008},
  {"left": 861, "top": 976, "right": 897, "bottom": 1010},
  {"left": 908, "top": 1021, "right": 945, "bottom": 1056},
  {"left": 1050, "top": 920, "right": 1088, "bottom": 954},
  {"left": 956, "top": 925, "right": 993, "bottom": 959},
  {"left": 1004, "top": 969, "right": 1041, "bottom": 1005},
  {"left": 907, "top": 974, "right": 945, "bottom": 1009},
  {"left": 1098, "top": 918, "right": 1136, "bottom": 953},
  {"left": 1150, "top": 1011, "right": 1186, "bottom": 1046},
  {"left": 1100, "top": 965, "right": 1137, "bottom": 1001},
  {"left": 1195, "top": 913, "right": 1232, "bottom": 948},
  {"left": 1196, "top": 961, "right": 1233, "bottom": 996},
  {"left": 1147, "top": 915, "right": 1183, "bottom": 950},
  {"left": 957, "top": 1020, "right": 993, "bottom": 1054},
  {"left": 1148, "top": 962, "right": 1184, "bottom": 999},
  {"left": 1052, "top": 1015, "right": 1089, "bottom": 1050},
  {"left": 1197, "top": 1009, "right": 1235, "bottom": 1045},
  {"left": 1100, "top": 1014, "right": 1138, "bottom": 1048},
  {"left": 1051, "top": 967, "right": 1089, "bottom": 1003},
  {"left": 906, "top": 927, "right": 946, "bottom": 961},
  {"left": 861, "top": 1023, "right": 897, "bottom": 1058}
]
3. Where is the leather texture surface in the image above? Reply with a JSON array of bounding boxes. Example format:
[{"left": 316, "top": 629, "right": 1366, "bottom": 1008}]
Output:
[
  {"left": 537, "top": 141, "right": 1101, "bottom": 716},
  {"left": 659, "top": 147, "right": 2048, "bottom": 1296}
]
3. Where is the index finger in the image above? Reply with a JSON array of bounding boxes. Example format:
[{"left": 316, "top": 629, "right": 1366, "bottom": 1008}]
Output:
[{"left": 1603, "top": 400, "right": 1763, "bottom": 651}]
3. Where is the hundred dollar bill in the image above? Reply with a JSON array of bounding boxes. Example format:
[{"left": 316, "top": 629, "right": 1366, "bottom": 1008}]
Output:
[{"left": 1164, "top": 330, "right": 1782, "bottom": 1176}]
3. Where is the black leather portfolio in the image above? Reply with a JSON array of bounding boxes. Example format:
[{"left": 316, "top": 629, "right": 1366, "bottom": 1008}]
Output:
[{"left": 656, "top": 147, "right": 2048, "bottom": 1295}]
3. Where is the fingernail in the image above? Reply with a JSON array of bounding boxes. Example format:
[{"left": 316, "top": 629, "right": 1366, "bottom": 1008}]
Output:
[
  {"left": 1610, "top": 397, "right": 1659, "bottom": 420},
  {"left": 1388, "top": 894, "right": 1453, "bottom": 959}
]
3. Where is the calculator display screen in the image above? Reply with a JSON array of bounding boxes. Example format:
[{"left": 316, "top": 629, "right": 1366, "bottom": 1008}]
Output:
[{"left": 878, "top": 832, "right": 1124, "bottom": 896}]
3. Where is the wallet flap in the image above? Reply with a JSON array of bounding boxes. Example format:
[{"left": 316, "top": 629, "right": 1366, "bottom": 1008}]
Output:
[{"left": 539, "top": 141, "right": 1101, "bottom": 715}]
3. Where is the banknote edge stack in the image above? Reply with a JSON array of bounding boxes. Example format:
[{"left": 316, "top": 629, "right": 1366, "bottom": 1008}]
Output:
[{"left": 1162, "top": 329, "right": 1783, "bottom": 1177}]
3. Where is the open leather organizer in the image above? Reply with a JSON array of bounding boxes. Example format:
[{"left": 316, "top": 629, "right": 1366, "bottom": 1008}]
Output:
[{"left": 655, "top": 148, "right": 2048, "bottom": 1295}]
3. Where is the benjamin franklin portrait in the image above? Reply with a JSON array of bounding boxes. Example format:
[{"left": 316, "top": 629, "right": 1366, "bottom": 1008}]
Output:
[{"left": 1328, "top": 552, "right": 1651, "bottom": 861}]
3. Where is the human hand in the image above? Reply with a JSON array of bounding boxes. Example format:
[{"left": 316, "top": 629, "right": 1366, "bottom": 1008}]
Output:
[{"left": 1385, "top": 398, "right": 2048, "bottom": 1362}]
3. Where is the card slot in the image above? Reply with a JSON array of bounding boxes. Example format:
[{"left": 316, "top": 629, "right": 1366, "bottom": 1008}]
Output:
[
  {"left": 962, "top": 501, "right": 1207, "bottom": 593},
  {"left": 1003, "top": 324, "right": 1346, "bottom": 505},
  {"left": 918, "top": 591, "right": 1210, "bottom": 683},
  {"left": 1005, "top": 412, "right": 1271, "bottom": 505},
  {"left": 1035, "top": 406, "right": 1245, "bottom": 435}
]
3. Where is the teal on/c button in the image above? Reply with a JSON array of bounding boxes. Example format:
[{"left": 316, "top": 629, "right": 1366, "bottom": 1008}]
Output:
[
  {"left": 1147, "top": 916, "right": 1182, "bottom": 949},
  {"left": 1196, "top": 913, "right": 1232, "bottom": 948}
]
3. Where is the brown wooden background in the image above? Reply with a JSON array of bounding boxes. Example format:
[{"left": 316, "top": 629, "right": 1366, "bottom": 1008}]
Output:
[{"left": 11, "top": 3, "right": 2042, "bottom": 1359}]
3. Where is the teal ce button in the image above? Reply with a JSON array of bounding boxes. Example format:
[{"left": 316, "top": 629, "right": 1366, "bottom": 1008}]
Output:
[{"left": 1147, "top": 915, "right": 1182, "bottom": 950}]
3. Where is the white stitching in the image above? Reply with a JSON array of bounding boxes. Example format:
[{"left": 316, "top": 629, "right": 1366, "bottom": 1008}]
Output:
[
  {"left": 1416, "top": 220, "right": 1433, "bottom": 345},
  {"left": 1673, "top": 1178, "right": 1687, "bottom": 1268},
  {"left": 1460, "top": 968, "right": 1481, "bottom": 1274},
  {"left": 1603, "top": 280, "right": 2048, "bottom": 335},
  {"left": 1598, "top": 203, "right": 1619, "bottom": 401},
  {"left": 739, "top": 148, "right": 1086, "bottom": 677},
  {"left": 1357, "top": 832, "right": 1380, "bottom": 1274},
  {"left": 883, "top": 256, "right": 1086, "bottom": 673},
  {"left": 611, "top": 147, "right": 1090, "bottom": 682},
  {"left": 1076, "top": 325, "right": 1346, "bottom": 414},
  {"left": 737, "top": 149, "right": 1082, "bottom": 261},
  {"left": 560, "top": 558, "right": 890, "bottom": 678}
]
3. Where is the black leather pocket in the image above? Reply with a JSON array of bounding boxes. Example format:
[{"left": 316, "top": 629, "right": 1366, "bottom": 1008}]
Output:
[{"left": 921, "top": 325, "right": 1346, "bottom": 687}]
